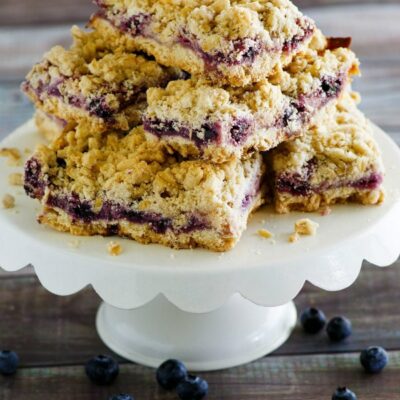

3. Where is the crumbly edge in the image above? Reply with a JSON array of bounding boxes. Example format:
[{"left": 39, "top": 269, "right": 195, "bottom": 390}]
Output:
[
  {"left": 275, "top": 187, "right": 385, "bottom": 214},
  {"left": 89, "top": 11, "right": 314, "bottom": 86},
  {"left": 37, "top": 191, "right": 263, "bottom": 252},
  {"left": 23, "top": 22, "right": 181, "bottom": 133},
  {"left": 271, "top": 92, "right": 385, "bottom": 213}
]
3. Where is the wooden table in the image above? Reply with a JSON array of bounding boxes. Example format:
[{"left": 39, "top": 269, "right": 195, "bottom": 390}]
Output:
[{"left": 1, "top": 1, "right": 400, "bottom": 398}]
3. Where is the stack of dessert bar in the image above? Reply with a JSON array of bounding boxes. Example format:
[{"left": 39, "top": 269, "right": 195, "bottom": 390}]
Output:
[{"left": 22, "top": 0, "right": 384, "bottom": 252}]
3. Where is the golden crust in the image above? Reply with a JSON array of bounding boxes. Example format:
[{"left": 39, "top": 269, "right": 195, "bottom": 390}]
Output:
[{"left": 271, "top": 92, "right": 385, "bottom": 213}]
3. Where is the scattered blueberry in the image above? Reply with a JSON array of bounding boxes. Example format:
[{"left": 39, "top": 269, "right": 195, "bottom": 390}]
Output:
[
  {"left": 0, "top": 350, "right": 19, "bottom": 375},
  {"left": 156, "top": 359, "right": 188, "bottom": 390},
  {"left": 176, "top": 375, "right": 209, "bottom": 400},
  {"left": 360, "top": 346, "right": 389, "bottom": 373},
  {"left": 332, "top": 387, "right": 357, "bottom": 400},
  {"left": 85, "top": 355, "right": 119, "bottom": 385},
  {"left": 300, "top": 307, "right": 327, "bottom": 334},
  {"left": 109, "top": 395, "right": 134, "bottom": 400},
  {"left": 326, "top": 316, "right": 352, "bottom": 342}
]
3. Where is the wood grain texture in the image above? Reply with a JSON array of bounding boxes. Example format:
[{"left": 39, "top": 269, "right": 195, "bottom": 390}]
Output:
[
  {"left": 0, "top": 262, "right": 399, "bottom": 368},
  {"left": 0, "top": 0, "right": 95, "bottom": 26},
  {"left": 0, "top": 351, "right": 400, "bottom": 399},
  {"left": 0, "top": 0, "right": 397, "bottom": 26}
]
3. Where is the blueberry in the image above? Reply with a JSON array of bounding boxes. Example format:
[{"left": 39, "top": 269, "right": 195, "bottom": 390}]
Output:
[
  {"left": 0, "top": 350, "right": 19, "bottom": 375},
  {"left": 176, "top": 375, "right": 209, "bottom": 400},
  {"left": 300, "top": 307, "right": 327, "bottom": 334},
  {"left": 360, "top": 346, "right": 388, "bottom": 373},
  {"left": 109, "top": 395, "right": 134, "bottom": 400},
  {"left": 85, "top": 355, "right": 119, "bottom": 385},
  {"left": 326, "top": 316, "right": 352, "bottom": 342},
  {"left": 156, "top": 359, "right": 188, "bottom": 390},
  {"left": 332, "top": 387, "right": 357, "bottom": 400}
]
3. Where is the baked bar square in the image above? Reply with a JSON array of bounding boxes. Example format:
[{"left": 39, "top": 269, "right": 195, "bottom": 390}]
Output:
[
  {"left": 143, "top": 34, "right": 359, "bottom": 162},
  {"left": 270, "top": 92, "right": 385, "bottom": 213},
  {"left": 24, "top": 126, "right": 265, "bottom": 252},
  {"left": 92, "top": 0, "right": 315, "bottom": 86}
]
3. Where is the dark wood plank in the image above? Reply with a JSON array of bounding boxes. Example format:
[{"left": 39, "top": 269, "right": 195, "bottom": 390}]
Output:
[
  {"left": 0, "top": 261, "right": 399, "bottom": 367},
  {"left": 1, "top": 4, "right": 400, "bottom": 80},
  {"left": 0, "top": 0, "right": 94, "bottom": 26},
  {"left": 1, "top": 351, "right": 400, "bottom": 400},
  {"left": 1, "top": 0, "right": 399, "bottom": 26}
]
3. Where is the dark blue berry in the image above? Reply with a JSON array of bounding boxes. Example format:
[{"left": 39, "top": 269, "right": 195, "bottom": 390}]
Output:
[
  {"left": 300, "top": 307, "right": 327, "bottom": 334},
  {"left": 85, "top": 355, "right": 119, "bottom": 385},
  {"left": 109, "top": 395, "right": 134, "bottom": 400},
  {"left": 360, "top": 346, "right": 388, "bottom": 373},
  {"left": 156, "top": 359, "right": 188, "bottom": 390},
  {"left": 326, "top": 316, "right": 352, "bottom": 342},
  {"left": 332, "top": 387, "right": 357, "bottom": 400},
  {"left": 0, "top": 350, "right": 19, "bottom": 375},
  {"left": 176, "top": 375, "right": 209, "bottom": 400}
]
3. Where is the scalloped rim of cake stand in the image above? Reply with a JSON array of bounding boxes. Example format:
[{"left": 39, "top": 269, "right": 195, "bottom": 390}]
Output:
[{"left": 0, "top": 119, "right": 399, "bottom": 313}]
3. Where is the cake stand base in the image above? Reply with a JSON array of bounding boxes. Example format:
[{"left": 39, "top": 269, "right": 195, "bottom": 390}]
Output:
[{"left": 96, "top": 294, "right": 297, "bottom": 371}]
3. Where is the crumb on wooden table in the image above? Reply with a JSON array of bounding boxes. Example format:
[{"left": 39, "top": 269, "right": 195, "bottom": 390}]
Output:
[
  {"left": 2, "top": 194, "right": 15, "bottom": 209},
  {"left": 0, "top": 148, "right": 21, "bottom": 166},
  {"left": 258, "top": 229, "right": 274, "bottom": 239},
  {"left": 295, "top": 218, "right": 319, "bottom": 236},
  {"left": 107, "top": 241, "right": 122, "bottom": 256},
  {"left": 289, "top": 232, "right": 299, "bottom": 243},
  {"left": 8, "top": 173, "right": 23, "bottom": 186}
]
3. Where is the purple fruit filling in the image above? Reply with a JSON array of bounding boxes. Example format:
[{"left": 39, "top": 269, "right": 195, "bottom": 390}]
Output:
[
  {"left": 277, "top": 167, "right": 383, "bottom": 197},
  {"left": 119, "top": 13, "right": 151, "bottom": 36},
  {"left": 24, "top": 158, "right": 46, "bottom": 199},
  {"left": 229, "top": 118, "right": 252, "bottom": 145},
  {"left": 143, "top": 118, "right": 223, "bottom": 146},
  {"left": 24, "top": 158, "right": 214, "bottom": 235},
  {"left": 282, "top": 18, "right": 314, "bottom": 53},
  {"left": 46, "top": 194, "right": 214, "bottom": 235},
  {"left": 22, "top": 60, "right": 154, "bottom": 124},
  {"left": 178, "top": 33, "right": 264, "bottom": 69},
  {"left": 144, "top": 73, "right": 345, "bottom": 148},
  {"left": 351, "top": 173, "right": 383, "bottom": 190}
]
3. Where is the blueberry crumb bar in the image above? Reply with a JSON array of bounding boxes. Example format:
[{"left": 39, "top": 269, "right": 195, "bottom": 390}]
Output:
[
  {"left": 24, "top": 126, "right": 265, "bottom": 251},
  {"left": 142, "top": 34, "right": 359, "bottom": 162},
  {"left": 270, "top": 92, "right": 385, "bottom": 213},
  {"left": 92, "top": 0, "right": 316, "bottom": 86},
  {"left": 22, "top": 25, "right": 183, "bottom": 137}
]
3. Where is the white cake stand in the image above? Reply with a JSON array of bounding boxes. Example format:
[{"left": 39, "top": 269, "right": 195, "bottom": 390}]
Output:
[{"left": 1, "top": 120, "right": 399, "bottom": 371}]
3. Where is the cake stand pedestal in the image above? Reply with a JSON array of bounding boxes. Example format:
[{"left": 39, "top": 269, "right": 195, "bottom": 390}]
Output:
[{"left": 0, "top": 120, "right": 399, "bottom": 371}]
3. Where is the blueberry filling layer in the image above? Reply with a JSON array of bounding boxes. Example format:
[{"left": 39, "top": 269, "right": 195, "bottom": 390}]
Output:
[
  {"left": 276, "top": 169, "right": 383, "bottom": 197},
  {"left": 143, "top": 119, "right": 223, "bottom": 146},
  {"left": 144, "top": 73, "right": 346, "bottom": 148},
  {"left": 24, "top": 158, "right": 260, "bottom": 235},
  {"left": 22, "top": 72, "right": 148, "bottom": 124}
]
